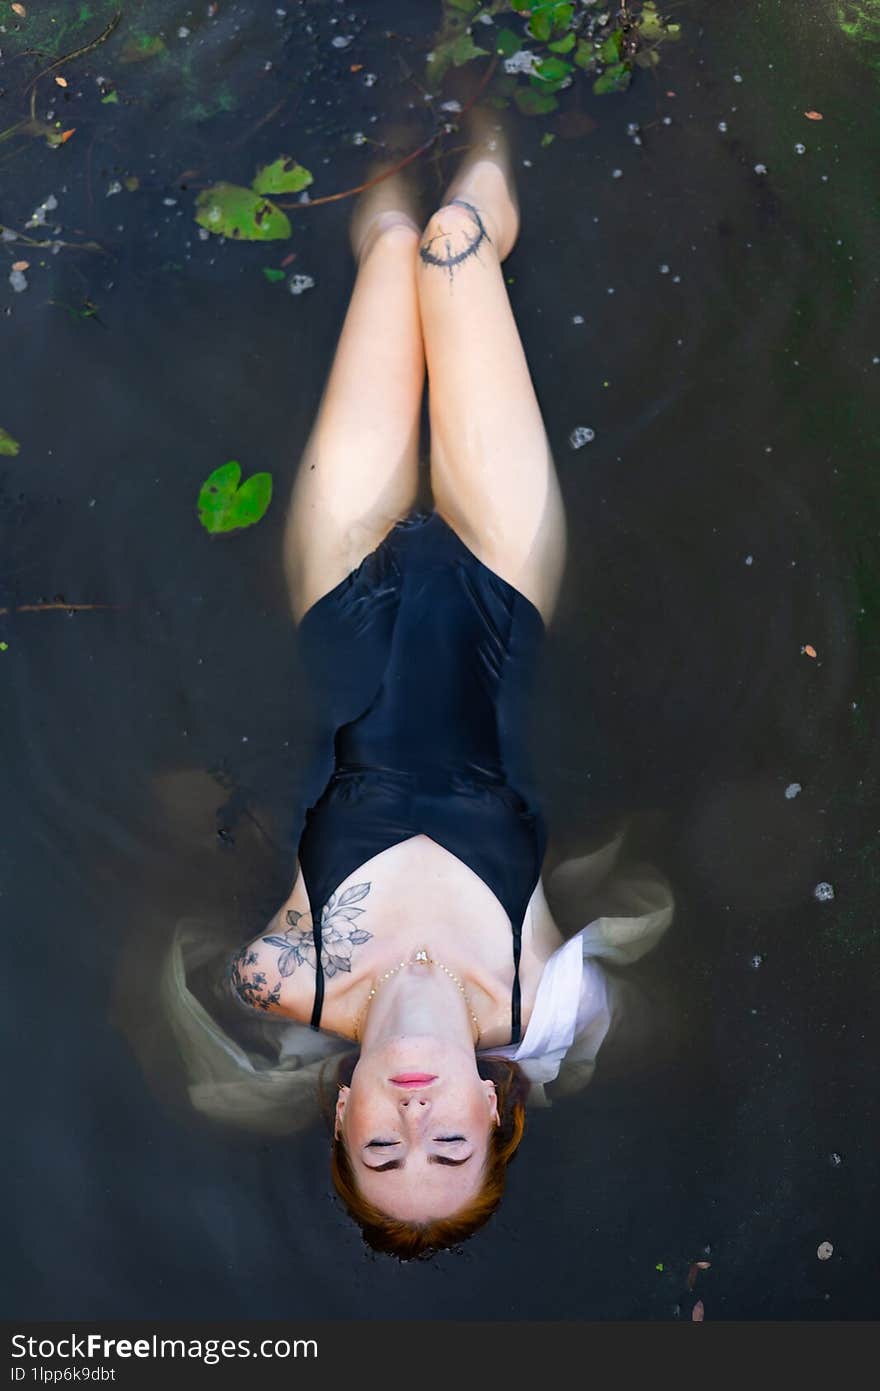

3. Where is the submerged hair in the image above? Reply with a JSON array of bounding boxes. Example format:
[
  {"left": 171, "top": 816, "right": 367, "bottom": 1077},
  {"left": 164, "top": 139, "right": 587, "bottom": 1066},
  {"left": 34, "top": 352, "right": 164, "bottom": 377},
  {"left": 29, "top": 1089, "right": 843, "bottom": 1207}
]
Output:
[{"left": 320, "top": 1054, "right": 528, "bottom": 1259}]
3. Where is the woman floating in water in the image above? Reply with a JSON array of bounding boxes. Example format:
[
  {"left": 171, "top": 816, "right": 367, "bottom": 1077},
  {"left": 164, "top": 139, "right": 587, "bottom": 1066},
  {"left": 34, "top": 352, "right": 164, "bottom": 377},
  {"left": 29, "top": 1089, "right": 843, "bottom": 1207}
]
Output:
[{"left": 158, "top": 110, "right": 673, "bottom": 1258}]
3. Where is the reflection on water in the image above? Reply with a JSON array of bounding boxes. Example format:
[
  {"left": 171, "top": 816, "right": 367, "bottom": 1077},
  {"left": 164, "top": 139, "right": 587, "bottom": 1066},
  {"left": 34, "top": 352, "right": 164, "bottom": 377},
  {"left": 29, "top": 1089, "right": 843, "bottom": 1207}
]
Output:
[{"left": 4, "top": 0, "right": 879, "bottom": 1317}]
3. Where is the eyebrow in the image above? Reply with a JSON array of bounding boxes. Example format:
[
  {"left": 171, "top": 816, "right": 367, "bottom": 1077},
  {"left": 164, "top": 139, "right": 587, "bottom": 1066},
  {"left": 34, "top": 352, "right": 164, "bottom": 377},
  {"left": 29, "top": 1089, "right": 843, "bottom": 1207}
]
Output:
[{"left": 362, "top": 1154, "right": 474, "bottom": 1173}]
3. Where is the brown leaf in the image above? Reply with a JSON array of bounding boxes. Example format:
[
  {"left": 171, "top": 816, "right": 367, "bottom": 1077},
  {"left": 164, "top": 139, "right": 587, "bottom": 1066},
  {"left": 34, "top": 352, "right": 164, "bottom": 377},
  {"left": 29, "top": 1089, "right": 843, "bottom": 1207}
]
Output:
[
  {"left": 692, "top": 1300, "right": 705, "bottom": 1321},
  {"left": 803, "top": 644, "right": 818, "bottom": 659},
  {"left": 55, "top": 76, "right": 68, "bottom": 88},
  {"left": 804, "top": 110, "right": 824, "bottom": 121},
  {"left": 557, "top": 111, "right": 597, "bottom": 140},
  {"left": 58, "top": 128, "right": 76, "bottom": 144},
  {"left": 12, "top": 260, "right": 29, "bottom": 272},
  {"left": 12, "top": 2, "right": 27, "bottom": 17},
  {"left": 696, "top": 1260, "right": 711, "bottom": 1269}
]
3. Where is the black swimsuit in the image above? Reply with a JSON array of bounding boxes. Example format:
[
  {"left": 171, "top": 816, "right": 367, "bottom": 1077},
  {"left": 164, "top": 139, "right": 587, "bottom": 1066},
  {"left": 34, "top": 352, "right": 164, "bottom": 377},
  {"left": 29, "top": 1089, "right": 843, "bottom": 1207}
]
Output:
[{"left": 295, "top": 510, "right": 548, "bottom": 1045}]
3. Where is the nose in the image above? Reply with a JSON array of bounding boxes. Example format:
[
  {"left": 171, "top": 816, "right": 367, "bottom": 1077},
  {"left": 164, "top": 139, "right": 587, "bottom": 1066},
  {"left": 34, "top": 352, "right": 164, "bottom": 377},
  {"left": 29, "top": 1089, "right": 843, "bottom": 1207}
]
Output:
[{"left": 398, "top": 1095, "right": 431, "bottom": 1124}]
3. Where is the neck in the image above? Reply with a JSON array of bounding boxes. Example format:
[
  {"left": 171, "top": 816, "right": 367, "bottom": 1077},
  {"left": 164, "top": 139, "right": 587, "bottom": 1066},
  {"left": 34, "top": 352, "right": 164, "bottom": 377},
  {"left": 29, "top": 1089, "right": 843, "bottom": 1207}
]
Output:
[{"left": 359, "top": 958, "right": 477, "bottom": 1052}]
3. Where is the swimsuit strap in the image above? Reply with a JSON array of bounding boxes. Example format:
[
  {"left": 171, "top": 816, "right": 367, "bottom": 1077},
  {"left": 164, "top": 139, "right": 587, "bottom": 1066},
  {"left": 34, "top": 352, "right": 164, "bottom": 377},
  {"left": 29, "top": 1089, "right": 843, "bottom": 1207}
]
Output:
[
  {"left": 510, "top": 926, "right": 522, "bottom": 1045},
  {"left": 309, "top": 898, "right": 325, "bottom": 1031}
]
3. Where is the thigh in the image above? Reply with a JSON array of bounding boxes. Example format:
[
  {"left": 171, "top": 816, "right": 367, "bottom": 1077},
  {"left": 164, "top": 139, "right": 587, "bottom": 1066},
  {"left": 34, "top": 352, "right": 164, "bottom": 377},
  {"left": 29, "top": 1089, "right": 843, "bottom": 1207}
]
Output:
[{"left": 283, "top": 227, "right": 424, "bottom": 622}]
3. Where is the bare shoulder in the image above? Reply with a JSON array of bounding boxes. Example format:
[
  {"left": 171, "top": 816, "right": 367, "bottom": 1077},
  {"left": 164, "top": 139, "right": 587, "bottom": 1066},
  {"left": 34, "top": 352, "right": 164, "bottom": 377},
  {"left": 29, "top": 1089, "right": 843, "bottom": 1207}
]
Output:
[
  {"left": 227, "top": 905, "right": 318, "bottom": 1023},
  {"left": 525, "top": 877, "right": 565, "bottom": 958}
]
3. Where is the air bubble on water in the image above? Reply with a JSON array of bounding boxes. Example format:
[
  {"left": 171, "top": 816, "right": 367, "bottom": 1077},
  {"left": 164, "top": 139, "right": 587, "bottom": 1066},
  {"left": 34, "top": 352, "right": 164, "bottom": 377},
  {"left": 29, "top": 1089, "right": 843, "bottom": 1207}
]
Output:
[
  {"left": 612, "top": 168, "right": 623, "bottom": 179},
  {"left": 522, "top": 159, "right": 533, "bottom": 168},
  {"left": 178, "top": 25, "right": 190, "bottom": 38},
  {"left": 733, "top": 72, "right": 743, "bottom": 82},
  {"left": 795, "top": 143, "right": 806, "bottom": 155},
  {"left": 106, "top": 180, "right": 122, "bottom": 196},
  {"left": 817, "top": 1241, "right": 833, "bottom": 1260},
  {"left": 288, "top": 273, "right": 315, "bottom": 295},
  {"left": 829, "top": 1152, "right": 842, "bottom": 1167},
  {"left": 331, "top": 34, "right": 353, "bottom": 49},
  {"left": 784, "top": 782, "right": 802, "bottom": 799},
  {"left": 198, "top": 226, "right": 210, "bottom": 240},
  {"left": 662, "top": 116, "right": 672, "bottom": 125},
  {"left": 672, "top": 275, "right": 681, "bottom": 283},
  {"left": 659, "top": 264, "right": 670, "bottom": 274},
  {"left": 606, "top": 286, "right": 615, "bottom": 294},
  {"left": 352, "top": 131, "right": 366, "bottom": 146},
  {"left": 9, "top": 268, "right": 27, "bottom": 293},
  {"left": 163, "top": 197, "right": 178, "bottom": 206},
  {"left": 750, "top": 954, "right": 764, "bottom": 969},
  {"left": 744, "top": 554, "right": 754, "bottom": 565},
  {"left": 813, "top": 881, "right": 835, "bottom": 903},
  {"left": 626, "top": 122, "right": 640, "bottom": 136},
  {"left": 754, "top": 163, "right": 768, "bottom": 174},
  {"left": 1, "top": 228, "right": 18, "bottom": 241},
  {"left": 440, "top": 100, "right": 461, "bottom": 113},
  {"left": 569, "top": 427, "right": 595, "bottom": 449},
  {"left": 718, "top": 120, "right": 728, "bottom": 133},
  {"left": 572, "top": 314, "right": 585, "bottom": 325}
]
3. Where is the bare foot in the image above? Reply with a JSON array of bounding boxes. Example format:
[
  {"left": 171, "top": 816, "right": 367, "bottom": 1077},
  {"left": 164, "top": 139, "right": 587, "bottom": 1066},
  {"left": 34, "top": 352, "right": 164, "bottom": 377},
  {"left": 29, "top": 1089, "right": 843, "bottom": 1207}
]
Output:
[
  {"left": 440, "top": 107, "right": 520, "bottom": 260},
  {"left": 349, "top": 165, "right": 421, "bottom": 263}
]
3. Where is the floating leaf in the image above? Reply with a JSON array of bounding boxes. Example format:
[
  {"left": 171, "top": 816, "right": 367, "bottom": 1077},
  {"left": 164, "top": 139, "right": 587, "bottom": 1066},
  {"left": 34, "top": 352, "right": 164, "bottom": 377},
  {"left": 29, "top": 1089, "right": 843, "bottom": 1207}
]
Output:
[
  {"left": 195, "top": 183, "right": 291, "bottom": 241},
  {"left": 804, "top": 109, "right": 824, "bottom": 120},
  {"left": 101, "top": 89, "right": 119, "bottom": 104},
  {"left": 124, "top": 175, "right": 139, "bottom": 192},
  {"left": 692, "top": 1300, "right": 705, "bottom": 1321},
  {"left": 0, "top": 427, "right": 21, "bottom": 457},
  {"left": 593, "top": 62, "right": 632, "bottom": 95},
  {"left": 528, "top": 8, "right": 554, "bottom": 41},
  {"left": 262, "top": 267, "right": 286, "bottom": 283},
  {"left": 540, "top": 131, "right": 556, "bottom": 147},
  {"left": 252, "top": 156, "right": 313, "bottom": 196},
  {"left": 495, "top": 27, "right": 522, "bottom": 58},
  {"left": 535, "top": 55, "right": 573, "bottom": 83},
  {"left": 514, "top": 85, "right": 558, "bottom": 116},
  {"left": 599, "top": 31, "right": 624, "bottom": 64},
  {"left": 548, "top": 31, "right": 576, "bottom": 54},
  {"left": 11, "top": 2, "right": 26, "bottom": 15},
  {"left": 54, "top": 76, "right": 68, "bottom": 88},
  {"left": 121, "top": 33, "right": 166, "bottom": 63},
  {"left": 574, "top": 38, "right": 596, "bottom": 71},
  {"left": 197, "top": 461, "right": 273, "bottom": 534}
]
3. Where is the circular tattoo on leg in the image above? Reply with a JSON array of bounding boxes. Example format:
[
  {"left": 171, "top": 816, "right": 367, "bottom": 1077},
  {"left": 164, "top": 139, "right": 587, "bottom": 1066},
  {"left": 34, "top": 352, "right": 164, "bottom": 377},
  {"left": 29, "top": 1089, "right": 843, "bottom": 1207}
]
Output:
[{"left": 419, "top": 199, "right": 492, "bottom": 281}]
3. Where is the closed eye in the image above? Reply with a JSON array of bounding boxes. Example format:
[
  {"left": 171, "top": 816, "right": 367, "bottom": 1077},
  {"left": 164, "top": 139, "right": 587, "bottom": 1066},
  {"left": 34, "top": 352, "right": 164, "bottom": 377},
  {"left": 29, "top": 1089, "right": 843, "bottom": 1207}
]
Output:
[{"left": 366, "top": 1140, "right": 400, "bottom": 1148}]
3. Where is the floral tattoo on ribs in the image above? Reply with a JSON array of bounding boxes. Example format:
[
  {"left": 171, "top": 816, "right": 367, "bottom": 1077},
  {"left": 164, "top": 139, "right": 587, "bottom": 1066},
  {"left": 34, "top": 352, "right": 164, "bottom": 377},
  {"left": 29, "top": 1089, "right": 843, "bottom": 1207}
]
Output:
[
  {"left": 228, "top": 882, "right": 373, "bottom": 1011},
  {"left": 418, "top": 198, "right": 492, "bottom": 282}
]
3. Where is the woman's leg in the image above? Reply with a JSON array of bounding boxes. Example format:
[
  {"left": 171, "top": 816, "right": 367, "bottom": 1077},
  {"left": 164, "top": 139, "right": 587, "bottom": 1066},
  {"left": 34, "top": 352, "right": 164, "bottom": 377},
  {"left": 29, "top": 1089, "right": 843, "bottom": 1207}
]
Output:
[
  {"left": 417, "top": 115, "right": 566, "bottom": 623},
  {"left": 285, "top": 172, "right": 425, "bottom": 622}
]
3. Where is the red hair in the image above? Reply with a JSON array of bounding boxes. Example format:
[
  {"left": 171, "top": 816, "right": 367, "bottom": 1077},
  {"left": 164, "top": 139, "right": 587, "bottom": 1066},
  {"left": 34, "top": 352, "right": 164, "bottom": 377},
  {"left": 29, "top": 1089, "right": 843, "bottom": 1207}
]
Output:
[{"left": 320, "top": 1054, "right": 528, "bottom": 1258}]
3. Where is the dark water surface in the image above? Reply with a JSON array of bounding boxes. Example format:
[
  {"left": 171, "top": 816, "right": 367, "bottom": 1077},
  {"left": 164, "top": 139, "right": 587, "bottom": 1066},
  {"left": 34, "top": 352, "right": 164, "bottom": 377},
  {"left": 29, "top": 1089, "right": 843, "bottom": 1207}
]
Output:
[{"left": 3, "top": 0, "right": 879, "bottom": 1318}]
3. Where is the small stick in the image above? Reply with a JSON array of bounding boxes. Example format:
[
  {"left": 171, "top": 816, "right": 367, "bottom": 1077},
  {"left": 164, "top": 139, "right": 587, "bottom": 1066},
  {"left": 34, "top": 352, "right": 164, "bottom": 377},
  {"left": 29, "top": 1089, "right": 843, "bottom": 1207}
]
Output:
[{"left": 0, "top": 603, "right": 117, "bottom": 615}]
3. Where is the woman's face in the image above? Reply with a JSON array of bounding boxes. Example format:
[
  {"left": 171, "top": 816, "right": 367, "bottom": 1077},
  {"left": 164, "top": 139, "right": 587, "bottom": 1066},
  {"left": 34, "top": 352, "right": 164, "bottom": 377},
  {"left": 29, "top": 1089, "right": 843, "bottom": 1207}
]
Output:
[{"left": 335, "top": 1036, "right": 500, "bottom": 1221}]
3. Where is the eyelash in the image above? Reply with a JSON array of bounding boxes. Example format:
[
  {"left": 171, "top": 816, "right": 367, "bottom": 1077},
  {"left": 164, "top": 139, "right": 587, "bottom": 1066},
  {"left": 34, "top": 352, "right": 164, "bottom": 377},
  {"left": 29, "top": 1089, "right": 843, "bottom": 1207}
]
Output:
[{"left": 366, "top": 1136, "right": 465, "bottom": 1147}]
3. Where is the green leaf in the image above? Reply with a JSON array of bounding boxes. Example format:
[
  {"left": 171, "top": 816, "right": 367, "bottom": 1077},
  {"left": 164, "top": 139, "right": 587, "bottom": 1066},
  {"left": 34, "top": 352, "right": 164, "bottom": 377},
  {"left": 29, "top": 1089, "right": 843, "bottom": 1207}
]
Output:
[
  {"left": 198, "top": 462, "right": 273, "bottom": 534},
  {"left": 446, "top": 0, "right": 480, "bottom": 10},
  {"left": 509, "top": 0, "right": 531, "bottom": 10},
  {"left": 252, "top": 157, "right": 313, "bottom": 195},
  {"left": 448, "top": 31, "right": 489, "bottom": 65},
  {"left": 548, "top": 30, "right": 576, "bottom": 53},
  {"left": 599, "top": 30, "right": 624, "bottom": 63},
  {"left": 121, "top": 33, "right": 166, "bottom": 63},
  {"left": 528, "top": 9, "right": 554, "bottom": 41},
  {"left": 535, "top": 55, "right": 573, "bottom": 82},
  {"left": 0, "top": 427, "right": 20, "bottom": 457},
  {"left": 593, "top": 62, "right": 632, "bottom": 95},
  {"left": 637, "top": 3, "right": 667, "bottom": 42},
  {"left": 540, "top": 131, "right": 556, "bottom": 147},
  {"left": 514, "top": 85, "right": 559, "bottom": 116},
  {"left": 574, "top": 37, "right": 596, "bottom": 70},
  {"left": 195, "top": 183, "right": 291, "bottom": 241},
  {"left": 550, "top": 1, "right": 575, "bottom": 31},
  {"left": 262, "top": 267, "right": 287, "bottom": 283},
  {"left": 495, "top": 26, "right": 523, "bottom": 58},
  {"left": 100, "top": 89, "right": 119, "bottom": 104}
]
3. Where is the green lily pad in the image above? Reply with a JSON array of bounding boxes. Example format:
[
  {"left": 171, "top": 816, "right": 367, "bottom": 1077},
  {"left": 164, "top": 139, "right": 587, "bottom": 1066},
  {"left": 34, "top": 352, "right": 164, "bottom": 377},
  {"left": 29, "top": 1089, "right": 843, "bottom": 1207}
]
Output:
[
  {"left": 548, "top": 31, "right": 576, "bottom": 53},
  {"left": 252, "top": 157, "right": 313, "bottom": 196},
  {"left": 195, "top": 183, "right": 291, "bottom": 241},
  {"left": 101, "top": 89, "right": 119, "bottom": 104},
  {"left": 535, "top": 55, "right": 573, "bottom": 82},
  {"left": 495, "top": 26, "right": 523, "bottom": 58},
  {"left": 0, "top": 427, "right": 21, "bottom": 457},
  {"left": 262, "top": 267, "right": 287, "bottom": 283},
  {"left": 514, "top": 85, "right": 559, "bottom": 116},
  {"left": 198, "top": 462, "right": 273, "bottom": 534},
  {"left": 599, "top": 30, "right": 624, "bottom": 64},
  {"left": 574, "top": 37, "right": 597, "bottom": 70},
  {"left": 593, "top": 62, "right": 632, "bottom": 95}
]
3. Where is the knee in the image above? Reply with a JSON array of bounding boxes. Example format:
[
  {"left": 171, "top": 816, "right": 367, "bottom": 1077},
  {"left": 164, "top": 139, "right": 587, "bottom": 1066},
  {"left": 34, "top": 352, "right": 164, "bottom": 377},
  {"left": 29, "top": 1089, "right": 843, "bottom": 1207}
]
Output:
[{"left": 419, "top": 199, "right": 494, "bottom": 270}]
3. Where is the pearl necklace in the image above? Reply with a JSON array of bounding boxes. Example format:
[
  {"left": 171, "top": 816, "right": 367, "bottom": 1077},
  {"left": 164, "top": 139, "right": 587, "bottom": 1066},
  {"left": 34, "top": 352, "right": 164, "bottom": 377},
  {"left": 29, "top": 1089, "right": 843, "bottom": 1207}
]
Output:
[{"left": 352, "top": 948, "right": 481, "bottom": 1046}]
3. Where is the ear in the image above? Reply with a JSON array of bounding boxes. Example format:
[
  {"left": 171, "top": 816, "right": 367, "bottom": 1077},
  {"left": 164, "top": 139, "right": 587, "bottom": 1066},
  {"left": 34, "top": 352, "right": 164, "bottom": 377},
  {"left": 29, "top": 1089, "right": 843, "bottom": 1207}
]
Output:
[
  {"left": 483, "top": 1079, "right": 500, "bottom": 1128},
  {"left": 334, "top": 1084, "right": 350, "bottom": 1140}
]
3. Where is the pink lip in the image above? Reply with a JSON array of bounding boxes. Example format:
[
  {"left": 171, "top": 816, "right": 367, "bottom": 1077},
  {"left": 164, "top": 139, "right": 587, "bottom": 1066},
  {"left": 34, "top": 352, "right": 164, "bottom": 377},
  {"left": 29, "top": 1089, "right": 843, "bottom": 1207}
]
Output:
[{"left": 389, "top": 1074, "right": 437, "bottom": 1087}]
